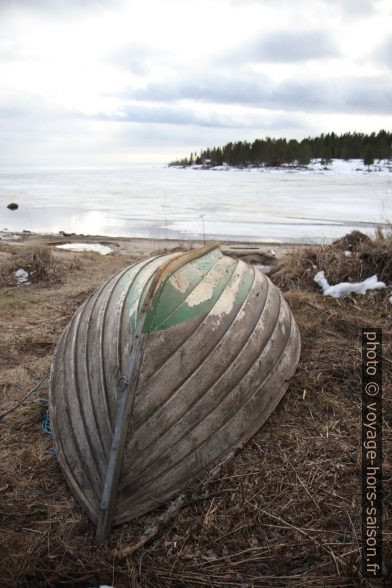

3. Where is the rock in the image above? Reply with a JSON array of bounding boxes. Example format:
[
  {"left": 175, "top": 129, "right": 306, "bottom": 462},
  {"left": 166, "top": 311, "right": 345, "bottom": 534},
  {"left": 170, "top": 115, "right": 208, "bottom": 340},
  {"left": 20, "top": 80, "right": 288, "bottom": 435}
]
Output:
[{"left": 7, "top": 202, "right": 18, "bottom": 211}]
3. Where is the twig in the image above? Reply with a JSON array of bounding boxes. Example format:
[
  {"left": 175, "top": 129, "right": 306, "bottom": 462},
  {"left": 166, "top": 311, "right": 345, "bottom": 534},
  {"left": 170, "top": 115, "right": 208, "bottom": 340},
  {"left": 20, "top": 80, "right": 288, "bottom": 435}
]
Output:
[
  {"left": 288, "top": 463, "right": 321, "bottom": 511},
  {"left": 305, "top": 301, "right": 334, "bottom": 315},
  {"left": 0, "top": 373, "right": 49, "bottom": 421},
  {"left": 115, "top": 448, "right": 237, "bottom": 558},
  {"left": 254, "top": 507, "right": 343, "bottom": 575},
  {"left": 23, "top": 315, "right": 72, "bottom": 329}
]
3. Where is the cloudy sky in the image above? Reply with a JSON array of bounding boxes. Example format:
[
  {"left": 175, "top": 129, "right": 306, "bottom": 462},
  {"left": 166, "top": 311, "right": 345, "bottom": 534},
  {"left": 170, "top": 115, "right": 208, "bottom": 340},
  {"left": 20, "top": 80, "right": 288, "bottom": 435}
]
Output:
[{"left": 0, "top": 0, "right": 391, "bottom": 166}]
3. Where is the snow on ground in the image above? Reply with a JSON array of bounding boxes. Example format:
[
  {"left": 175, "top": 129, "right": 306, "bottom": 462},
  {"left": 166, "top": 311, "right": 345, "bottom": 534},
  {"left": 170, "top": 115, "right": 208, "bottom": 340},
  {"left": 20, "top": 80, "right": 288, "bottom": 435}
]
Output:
[
  {"left": 204, "top": 159, "right": 392, "bottom": 176},
  {"left": 14, "top": 268, "right": 30, "bottom": 285},
  {"left": 56, "top": 243, "right": 112, "bottom": 255},
  {"left": 256, "top": 264, "right": 272, "bottom": 274},
  {"left": 314, "top": 271, "right": 386, "bottom": 298}
]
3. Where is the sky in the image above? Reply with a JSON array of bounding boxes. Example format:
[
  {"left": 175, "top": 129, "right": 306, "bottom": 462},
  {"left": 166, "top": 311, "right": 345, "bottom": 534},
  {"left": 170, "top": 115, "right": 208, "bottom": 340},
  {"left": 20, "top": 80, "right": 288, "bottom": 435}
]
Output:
[{"left": 0, "top": 0, "right": 391, "bottom": 166}]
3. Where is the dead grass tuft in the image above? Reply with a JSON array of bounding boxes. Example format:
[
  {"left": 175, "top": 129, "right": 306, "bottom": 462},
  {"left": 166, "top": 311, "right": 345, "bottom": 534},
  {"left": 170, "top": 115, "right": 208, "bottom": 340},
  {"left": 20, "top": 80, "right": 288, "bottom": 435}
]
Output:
[
  {"left": 0, "top": 246, "right": 83, "bottom": 287},
  {"left": 25, "top": 247, "right": 60, "bottom": 283},
  {"left": 273, "top": 229, "right": 392, "bottom": 292}
]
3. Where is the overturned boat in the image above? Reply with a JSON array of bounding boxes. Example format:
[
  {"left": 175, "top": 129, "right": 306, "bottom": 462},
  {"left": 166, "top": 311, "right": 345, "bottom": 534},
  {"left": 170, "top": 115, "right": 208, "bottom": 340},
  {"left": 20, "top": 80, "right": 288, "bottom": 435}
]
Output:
[{"left": 49, "top": 243, "right": 301, "bottom": 541}]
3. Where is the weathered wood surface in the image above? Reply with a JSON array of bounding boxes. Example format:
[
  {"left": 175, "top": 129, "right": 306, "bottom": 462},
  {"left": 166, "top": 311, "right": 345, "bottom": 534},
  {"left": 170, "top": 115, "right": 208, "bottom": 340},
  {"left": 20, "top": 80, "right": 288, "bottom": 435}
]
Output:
[{"left": 49, "top": 245, "right": 301, "bottom": 533}]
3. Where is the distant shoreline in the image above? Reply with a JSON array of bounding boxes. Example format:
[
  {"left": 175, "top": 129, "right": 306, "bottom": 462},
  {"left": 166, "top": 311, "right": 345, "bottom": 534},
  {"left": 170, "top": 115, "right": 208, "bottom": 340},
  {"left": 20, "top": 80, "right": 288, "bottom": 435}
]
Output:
[
  {"left": 169, "top": 158, "right": 392, "bottom": 174},
  {"left": 168, "top": 131, "right": 392, "bottom": 169}
]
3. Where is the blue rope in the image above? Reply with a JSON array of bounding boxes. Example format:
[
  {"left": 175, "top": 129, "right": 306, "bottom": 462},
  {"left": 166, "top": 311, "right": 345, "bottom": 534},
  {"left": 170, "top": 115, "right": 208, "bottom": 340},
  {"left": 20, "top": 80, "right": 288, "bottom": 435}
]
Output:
[
  {"left": 41, "top": 405, "right": 56, "bottom": 454},
  {"left": 42, "top": 410, "right": 51, "bottom": 435}
]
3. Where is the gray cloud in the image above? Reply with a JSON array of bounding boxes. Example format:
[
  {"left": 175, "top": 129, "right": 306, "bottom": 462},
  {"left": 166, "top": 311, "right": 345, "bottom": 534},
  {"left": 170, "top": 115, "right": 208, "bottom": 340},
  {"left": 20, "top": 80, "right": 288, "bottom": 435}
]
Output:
[
  {"left": 131, "top": 71, "right": 392, "bottom": 115},
  {"left": 0, "top": 96, "right": 75, "bottom": 125},
  {"left": 225, "top": 30, "right": 338, "bottom": 64},
  {"left": 0, "top": 41, "right": 21, "bottom": 62},
  {"left": 0, "top": 0, "right": 121, "bottom": 16},
  {"left": 96, "top": 102, "right": 304, "bottom": 129},
  {"left": 133, "top": 71, "right": 270, "bottom": 104},
  {"left": 106, "top": 43, "right": 156, "bottom": 76},
  {"left": 373, "top": 37, "right": 392, "bottom": 68},
  {"left": 0, "top": 91, "right": 307, "bottom": 134},
  {"left": 0, "top": 97, "right": 312, "bottom": 166},
  {"left": 115, "top": 118, "right": 313, "bottom": 151},
  {"left": 0, "top": 0, "right": 112, "bottom": 8},
  {"left": 323, "top": 0, "right": 378, "bottom": 14},
  {"left": 234, "top": 0, "right": 378, "bottom": 16}
]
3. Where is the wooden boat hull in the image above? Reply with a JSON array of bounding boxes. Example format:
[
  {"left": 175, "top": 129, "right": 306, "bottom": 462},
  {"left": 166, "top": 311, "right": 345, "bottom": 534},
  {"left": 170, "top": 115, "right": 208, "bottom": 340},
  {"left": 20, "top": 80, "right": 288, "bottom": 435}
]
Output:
[{"left": 49, "top": 244, "right": 300, "bottom": 538}]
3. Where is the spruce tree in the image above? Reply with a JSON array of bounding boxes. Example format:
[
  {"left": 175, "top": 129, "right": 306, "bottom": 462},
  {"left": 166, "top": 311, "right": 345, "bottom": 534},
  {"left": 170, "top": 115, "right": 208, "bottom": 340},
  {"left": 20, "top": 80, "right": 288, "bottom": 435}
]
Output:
[{"left": 363, "top": 145, "right": 374, "bottom": 168}]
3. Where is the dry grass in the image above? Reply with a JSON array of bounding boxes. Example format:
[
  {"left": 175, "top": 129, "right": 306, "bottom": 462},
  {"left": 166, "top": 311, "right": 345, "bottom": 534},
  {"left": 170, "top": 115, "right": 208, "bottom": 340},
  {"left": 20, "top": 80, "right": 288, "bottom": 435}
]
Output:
[
  {"left": 273, "top": 228, "right": 392, "bottom": 293},
  {"left": 0, "top": 246, "right": 82, "bottom": 287},
  {"left": 0, "top": 235, "right": 390, "bottom": 587}
]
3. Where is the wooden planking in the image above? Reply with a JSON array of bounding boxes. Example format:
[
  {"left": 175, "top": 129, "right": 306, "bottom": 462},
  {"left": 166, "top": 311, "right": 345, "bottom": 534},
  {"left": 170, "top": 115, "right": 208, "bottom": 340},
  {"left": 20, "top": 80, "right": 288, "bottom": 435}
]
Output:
[
  {"left": 49, "top": 254, "right": 177, "bottom": 521},
  {"left": 100, "top": 255, "right": 176, "bottom": 429},
  {"left": 116, "top": 274, "right": 292, "bottom": 519},
  {"left": 119, "top": 261, "right": 261, "bottom": 486},
  {"left": 50, "top": 320, "right": 101, "bottom": 522},
  {"left": 51, "top": 307, "right": 102, "bottom": 517},
  {"left": 116, "top": 302, "right": 300, "bottom": 522},
  {"left": 136, "top": 255, "right": 236, "bottom": 383},
  {"left": 131, "top": 257, "right": 241, "bottom": 429}
]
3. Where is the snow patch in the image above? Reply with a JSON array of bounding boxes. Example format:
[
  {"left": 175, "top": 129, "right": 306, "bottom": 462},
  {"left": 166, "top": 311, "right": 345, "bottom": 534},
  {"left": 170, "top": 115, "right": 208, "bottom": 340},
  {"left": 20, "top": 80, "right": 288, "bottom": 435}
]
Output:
[
  {"left": 256, "top": 264, "right": 272, "bottom": 274},
  {"left": 14, "top": 268, "right": 30, "bottom": 285},
  {"left": 190, "top": 159, "right": 392, "bottom": 176},
  {"left": 314, "top": 271, "right": 386, "bottom": 299},
  {"left": 56, "top": 243, "right": 112, "bottom": 255}
]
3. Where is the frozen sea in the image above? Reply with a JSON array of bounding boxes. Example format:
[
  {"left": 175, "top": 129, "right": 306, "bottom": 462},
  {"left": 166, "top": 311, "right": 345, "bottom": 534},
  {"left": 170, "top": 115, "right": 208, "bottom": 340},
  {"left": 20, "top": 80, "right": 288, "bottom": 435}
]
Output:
[{"left": 0, "top": 159, "right": 391, "bottom": 244}]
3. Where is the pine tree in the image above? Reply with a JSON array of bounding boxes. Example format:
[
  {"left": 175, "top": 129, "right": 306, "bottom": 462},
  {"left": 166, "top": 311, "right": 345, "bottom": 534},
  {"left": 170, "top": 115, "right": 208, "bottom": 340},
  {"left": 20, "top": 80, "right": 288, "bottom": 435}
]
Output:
[
  {"left": 169, "top": 131, "right": 392, "bottom": 168},
  {"left": 298, "top": 142, "right": 312, "bottom": 166},
  {"left": 363, "top": 145, "right": 375, "bottom": 168}
]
